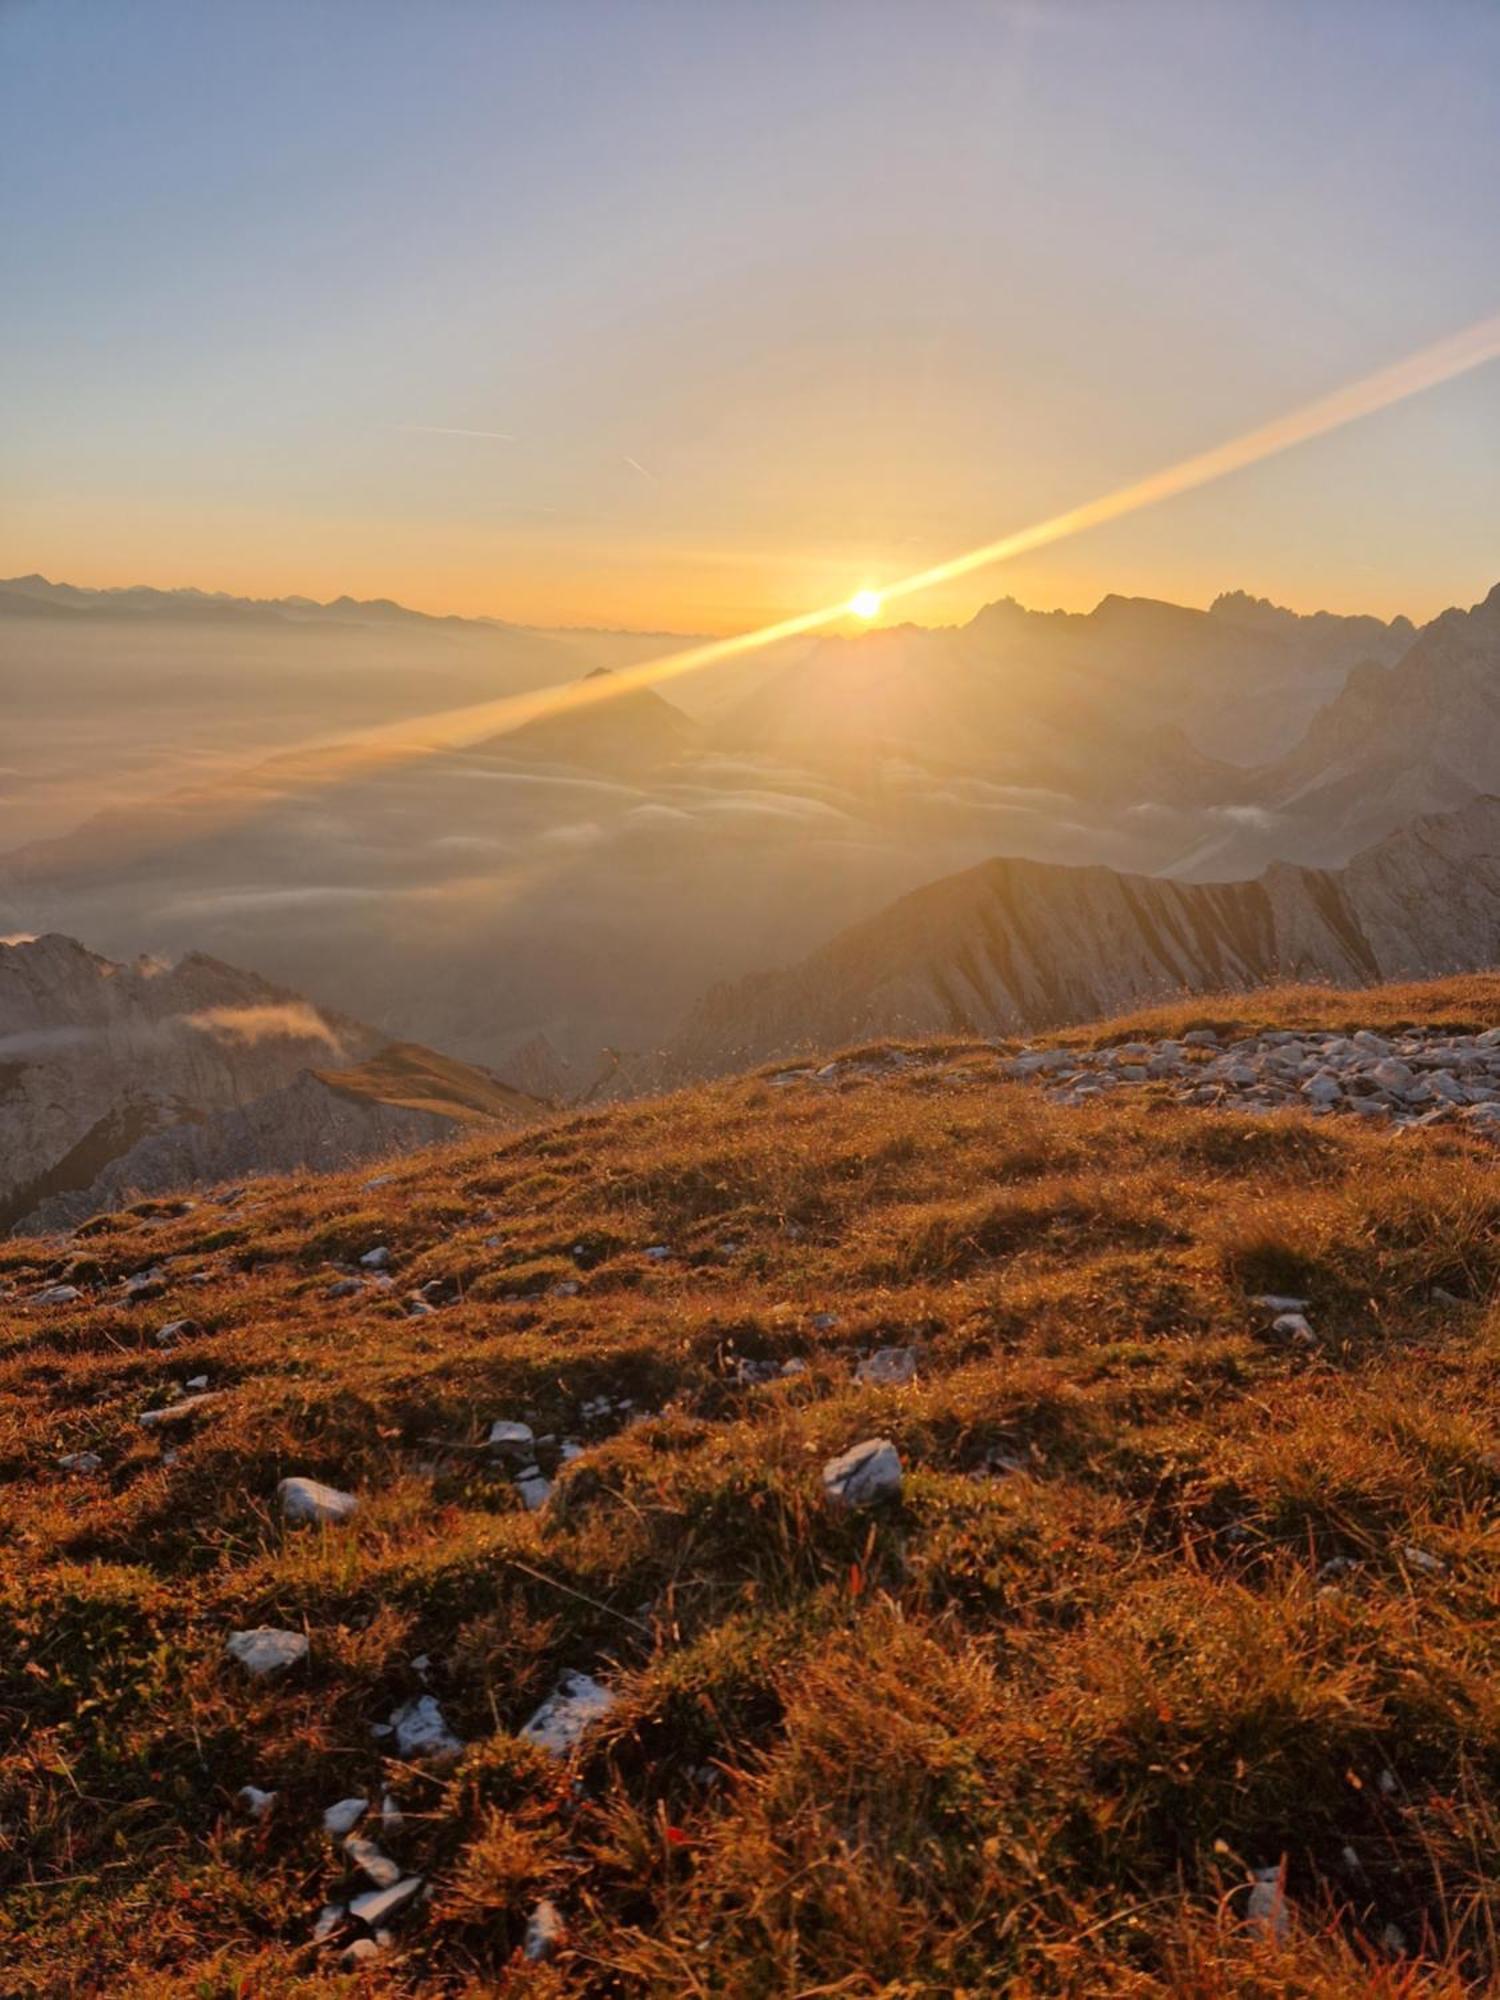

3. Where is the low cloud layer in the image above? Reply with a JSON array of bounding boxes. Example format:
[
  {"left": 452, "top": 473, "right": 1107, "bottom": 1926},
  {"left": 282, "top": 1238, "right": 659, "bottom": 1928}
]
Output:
[{"left": 182, "top": 1002, "right": 343, "bottom": 1051}]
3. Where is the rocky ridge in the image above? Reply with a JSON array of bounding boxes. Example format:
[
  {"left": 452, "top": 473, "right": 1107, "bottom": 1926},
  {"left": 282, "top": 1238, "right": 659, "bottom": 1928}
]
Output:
[
  {"left": 995, "top": 1023, "right": 1500, "bottom": 1134},
  {"left": 1, "top": 935, "right": 543, "bottom": 1235},
  {"left": 670, "top": 796, "right": 1500, "bottom": 1078},
  {"left": 755, "top": 1022, "right": 1500, "bottom": 1143}
]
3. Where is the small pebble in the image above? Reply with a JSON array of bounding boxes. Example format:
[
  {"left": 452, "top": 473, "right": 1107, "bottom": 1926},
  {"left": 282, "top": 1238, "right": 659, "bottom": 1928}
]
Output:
[{"left": 525, "top": 1897, "right": 566, "bottom": 1961}]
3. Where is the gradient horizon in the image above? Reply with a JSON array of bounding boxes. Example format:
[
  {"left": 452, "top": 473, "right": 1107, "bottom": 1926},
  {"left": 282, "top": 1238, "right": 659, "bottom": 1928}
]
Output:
[{"left": 4, "top": 0, "right": 1498, "bottom": 633}]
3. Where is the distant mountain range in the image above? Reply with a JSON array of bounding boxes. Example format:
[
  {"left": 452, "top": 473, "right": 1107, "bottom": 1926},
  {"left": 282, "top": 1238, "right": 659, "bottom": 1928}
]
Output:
[
  {"left": 669, "top": 795, "right": 1500, "bottom": 1074},
  {"left": 0, "top": 569, "right": 705, "bottom": 642},
  {"left": 4, "top": 568, "right": 1498, "bottom": 1084},
  {"left": 0, "top": 571, "right": 516, "bottom": 631},
  {"left": 713, "top": 586, "right": 1416, "bottom": 773},
  {"left": 0, "top": 934, "right": 544, "bottom": 1234}
]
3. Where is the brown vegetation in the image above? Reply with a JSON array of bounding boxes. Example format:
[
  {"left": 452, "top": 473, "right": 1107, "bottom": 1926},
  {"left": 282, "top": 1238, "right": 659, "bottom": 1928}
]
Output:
[{"left": 3, "top": 979, "right": 1500, "bottom": 1994}]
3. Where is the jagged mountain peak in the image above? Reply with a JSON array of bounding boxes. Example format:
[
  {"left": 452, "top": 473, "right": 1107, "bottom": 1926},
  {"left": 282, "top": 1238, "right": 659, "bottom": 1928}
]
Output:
[{"left": 667, "top": 796, "right": 1500, "bottom": 1078}]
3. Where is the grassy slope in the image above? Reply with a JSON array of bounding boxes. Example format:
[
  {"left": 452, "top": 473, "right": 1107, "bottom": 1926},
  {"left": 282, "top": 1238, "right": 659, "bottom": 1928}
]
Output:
[
  {"left": 313, "top": 1044, "right": 545, "bottom": 1126},
  {"left": 3, "top": 979, "right": 1500, "bottom": 1994}
]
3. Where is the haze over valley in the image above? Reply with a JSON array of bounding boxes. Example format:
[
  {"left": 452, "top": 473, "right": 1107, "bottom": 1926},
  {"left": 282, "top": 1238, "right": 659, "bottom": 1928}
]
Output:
[
  {"left": 8, "top": 4, "right": 1500, "bottom": 1991},
  {"left": 6, "top": 571, "right": 1492, "bottom": 1082}
]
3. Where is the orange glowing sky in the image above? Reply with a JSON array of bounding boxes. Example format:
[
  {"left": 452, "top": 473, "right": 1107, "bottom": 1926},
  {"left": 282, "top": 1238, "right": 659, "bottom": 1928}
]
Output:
[{"left": 4, "top": 3, "right": 1499, "bottom": 634}]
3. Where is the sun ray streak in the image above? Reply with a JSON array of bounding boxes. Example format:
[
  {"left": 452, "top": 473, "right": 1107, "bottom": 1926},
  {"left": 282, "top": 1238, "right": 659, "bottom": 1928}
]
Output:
[
  {"left": 30, "top": 308, "right": 1500, "bottom": 883},
  {"left": 340, "top": 308, "right": 1500, "bottom": 771}
]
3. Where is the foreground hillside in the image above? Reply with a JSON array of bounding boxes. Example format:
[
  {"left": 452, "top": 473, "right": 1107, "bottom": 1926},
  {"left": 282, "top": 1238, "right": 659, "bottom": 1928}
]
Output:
[{"left": 5, "top": 981, "right": 1500, "bottom": 1993}]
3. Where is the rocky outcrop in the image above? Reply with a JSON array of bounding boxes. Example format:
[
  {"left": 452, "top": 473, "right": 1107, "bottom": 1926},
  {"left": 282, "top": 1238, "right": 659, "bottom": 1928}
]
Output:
[
  {"left": 994, "top": 1021, "right": 1500, "bottom": 1137},
  {"left": 1, "top": 936, "right": 542, "bottom": 1234},
  {"left": 1254, "top": 583, "right": 1500, "bottom": 855},
  {"left": 21, "top": 1071, "right": 471, "bottom": 1234},
  {"left": 669, "top": 799, "right": 1500, "bottom": 1076}
]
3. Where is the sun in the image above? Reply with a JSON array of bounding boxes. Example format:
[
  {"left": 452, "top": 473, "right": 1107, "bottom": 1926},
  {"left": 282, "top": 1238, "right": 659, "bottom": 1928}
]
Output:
[{"left": 849, "top": 589, "right": 881, "bottom": 619}]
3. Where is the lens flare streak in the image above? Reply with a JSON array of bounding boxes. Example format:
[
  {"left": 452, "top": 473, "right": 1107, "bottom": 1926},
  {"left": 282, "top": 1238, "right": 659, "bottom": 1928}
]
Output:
[{"left": 354, "top": 307, "right": 1500, "bottom": 769}]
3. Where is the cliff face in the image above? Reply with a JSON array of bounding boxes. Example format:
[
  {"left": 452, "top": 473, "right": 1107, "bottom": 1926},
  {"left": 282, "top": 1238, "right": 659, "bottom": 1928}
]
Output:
[
  {"left": 20, "top": 1073, "right": 464, "bottom": 1233},
  {"left": 1241, "top": 584, "right": 1500, "bottom": 862},
  {"left": 1, "top": 936, "right": 541, "bottom": 1234},
  {"left": 668, "top": 800, "right": 1500, "bottom": 1076}
]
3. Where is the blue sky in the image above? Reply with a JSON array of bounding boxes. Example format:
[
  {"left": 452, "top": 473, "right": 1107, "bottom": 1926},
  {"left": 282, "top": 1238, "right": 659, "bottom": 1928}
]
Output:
[{"left": 3, "top": 0, "right": 1498, "bottom": 628}]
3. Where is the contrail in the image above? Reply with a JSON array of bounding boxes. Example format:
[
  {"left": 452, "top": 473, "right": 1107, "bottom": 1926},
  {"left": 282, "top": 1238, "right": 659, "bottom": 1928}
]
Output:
[
  {"left": 623, "top": 455, "right": 658, "bottom": 482},
  {"left": 397, "top": 423, "right": 516, "bottom": 442}
]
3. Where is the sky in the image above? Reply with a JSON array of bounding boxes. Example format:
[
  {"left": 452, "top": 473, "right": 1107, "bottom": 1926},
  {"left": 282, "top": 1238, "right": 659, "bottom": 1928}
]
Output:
[{"left": 3, "top": 0, "right": 1499, "bottom": 633}]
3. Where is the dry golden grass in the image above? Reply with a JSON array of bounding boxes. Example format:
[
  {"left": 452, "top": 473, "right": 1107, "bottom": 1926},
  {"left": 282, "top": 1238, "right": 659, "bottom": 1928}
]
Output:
[{"left": 3, "top": 978, "right": 1500, "bottom": 1994}]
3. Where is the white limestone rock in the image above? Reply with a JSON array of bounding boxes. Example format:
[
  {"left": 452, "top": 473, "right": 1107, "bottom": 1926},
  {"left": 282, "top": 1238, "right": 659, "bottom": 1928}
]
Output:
[
  {"left": 226, "top": 1626, "right": 309, "bottom": 1678},
  {"left": 278, "top": 1476, "right": 358, "bottom": 1525},
  {"left": 1369, "top": 1058, "right": 1414, "bottom": 1095},
  {"left": 347, "top": 1875, "right": 423, "bottom": 1925},
  {"left": 1301, "top": 1072, "right": 1342, "bottom": 1106},
  {"left": 520, "top": 1671, "right": 617, "bottom": 1758},
  {"left": 139, "top": 1392, "right": 220, "bottom": 1429},
  {"left": 322, "top": 1796, "right": 369, "bottom": 1836},
  {"left": 388, "top": 1693, "right": 464, "bottom": 1763},
  {"left": 344, "top": 1835, "right": 402, "bottom": 1888},
  {"left": 32, "top": 1285, "right": 83, "bottom": 1307},
  {"left": 524, "top": 1897, "right": 566, "bottom": 1961},
  {"left": 854, "top": 1347, "right": 918, "bottom": 1388},
  {"left": 487, "top": 1419, "right": 535, "bottom": 1456},
  {"left": 823, "top": 1437, "right": 903, "bottom": 1510}
]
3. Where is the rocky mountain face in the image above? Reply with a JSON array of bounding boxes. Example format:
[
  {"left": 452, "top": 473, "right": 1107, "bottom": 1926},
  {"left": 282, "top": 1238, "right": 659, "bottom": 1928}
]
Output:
[
  {"left": 1172, "top": 583, "right": 1500, "bottom": 879},
  {"left": 0, "top": 936, "right": 541, "bottom": 1234},
  {"left": 1263, "top": 584, "right": 1500, "bottom": 843},
  {"left": 473, "top": 667, "right": 702, "bottom": 772},
  {"left": 669, "top": 798, "right": 1500, "bottom": 1075},
  {"left": 713, "top": 588, "right": 1417, "bottom": 776}
]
